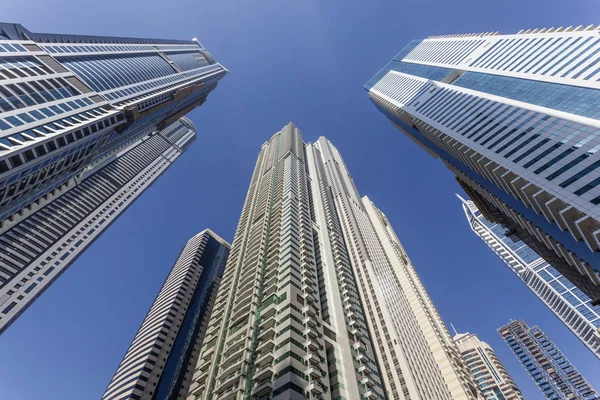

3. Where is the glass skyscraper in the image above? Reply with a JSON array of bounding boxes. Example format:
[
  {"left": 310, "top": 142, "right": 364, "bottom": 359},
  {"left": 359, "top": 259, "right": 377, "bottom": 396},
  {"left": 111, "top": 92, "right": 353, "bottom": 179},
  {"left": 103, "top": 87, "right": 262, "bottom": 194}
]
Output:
[
  {"left": 0, "top": 22, "right": 227, "bottom": 332},
  {"left": 365, "top": 26, "right": 600, "bottom": 306},
  {"left": 499, "top": 320, "right": 599, "bottom": 399},
  {"left": 187, "top": 123, "right": 479, "bottom": 400},
  {"left": 461, "top": 196, "right": 600, "bottom": 359},
  {"left": 102, "top": 229, "right": 230, "bottom": 400}
]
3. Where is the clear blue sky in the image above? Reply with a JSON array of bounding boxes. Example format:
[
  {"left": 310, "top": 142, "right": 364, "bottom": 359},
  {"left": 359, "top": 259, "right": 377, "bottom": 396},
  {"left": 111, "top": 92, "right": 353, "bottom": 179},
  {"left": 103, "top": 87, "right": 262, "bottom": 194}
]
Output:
[{"left": 1, "top": 1, "right": 599, "bottom": 399}]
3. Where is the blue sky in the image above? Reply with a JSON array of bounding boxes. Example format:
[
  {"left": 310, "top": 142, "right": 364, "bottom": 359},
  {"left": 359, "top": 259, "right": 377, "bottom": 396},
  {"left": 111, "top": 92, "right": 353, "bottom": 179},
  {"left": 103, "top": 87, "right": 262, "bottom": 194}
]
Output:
[{"left": 1, "top": 0, "right": 600, "bottom": 399}]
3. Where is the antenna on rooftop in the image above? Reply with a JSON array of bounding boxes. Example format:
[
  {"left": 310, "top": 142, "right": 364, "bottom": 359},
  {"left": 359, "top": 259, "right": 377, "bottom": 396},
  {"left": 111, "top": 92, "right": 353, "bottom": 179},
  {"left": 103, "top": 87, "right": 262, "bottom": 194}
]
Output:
[{"left": 450, "top": 323, "right": 458, "bottom": 336}]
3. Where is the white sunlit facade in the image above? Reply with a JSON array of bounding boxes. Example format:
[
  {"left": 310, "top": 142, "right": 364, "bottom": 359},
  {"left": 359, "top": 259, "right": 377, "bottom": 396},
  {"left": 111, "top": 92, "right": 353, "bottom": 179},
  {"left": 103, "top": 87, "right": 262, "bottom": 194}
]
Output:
[
  {"left": 454, "top": 332, "right": 523, "bottom": 400},
  {"left": 0, "top": 22, "right": 227, "bottom": 333},
  {"left": 187, "top": 123, "right": 480, "bottom": 400},
  {"left": 366, "top": 25, "right": 600, "bottom": 306},
  {"left": 0, "top": 118, "right": 198, "bottom": 334},
  {"left": 461, "top": 196, "right": 600, "bottom": 359}
]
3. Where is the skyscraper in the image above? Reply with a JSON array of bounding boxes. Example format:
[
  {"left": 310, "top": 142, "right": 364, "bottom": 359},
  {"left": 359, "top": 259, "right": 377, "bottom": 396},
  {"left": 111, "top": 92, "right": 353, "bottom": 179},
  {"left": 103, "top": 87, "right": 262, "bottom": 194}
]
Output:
[
  {"left": 0, "top": 118, "right": 196, "bottom": 333},
  {"left": 0, "top": 22, "right": 226, "bottom": 225},
  {"left": 454, "top": 332, "right": 523, "bottom": 400},
  {"left": 461, "top": 196, "right": 600, "bottom": 359},
  {"left": 102, "top": 229, "right": 230, "bottom": 400},
  {"left": 187, "top": 123, "right": 479, "bottom": 400},
  {"left": 499, "top": 320, "right": 599, "bottom": 399},
  {"left": 365, "top": 25, "right": 600, "bottom": 306},
  {"left": 0, "top": 22, "right": 227, "bottom": 332}
]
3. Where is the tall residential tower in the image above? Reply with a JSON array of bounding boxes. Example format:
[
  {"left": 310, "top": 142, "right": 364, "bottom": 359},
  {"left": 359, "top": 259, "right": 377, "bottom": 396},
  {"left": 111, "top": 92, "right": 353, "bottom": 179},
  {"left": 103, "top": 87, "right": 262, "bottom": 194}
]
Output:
[
  {"left": 102, "top": 229, "right": 230, "bottom": 400},
  {"left": 0, "top": 23, "right": 227, "bottom": 332},
  {"left": 454, "top": 332, "right": 523, "bottom": 400},
  {"left": 461, "top": 197, "right": 600, "bottom": 359},
  {"left": 187, "top": 123, "right": 479, "bottom": 400},
  {"left": 366, "top": 26, "right": 600, "bottom": 305},
  {"left": 499, "top": 320, "right": 599, "bottom": 399}
]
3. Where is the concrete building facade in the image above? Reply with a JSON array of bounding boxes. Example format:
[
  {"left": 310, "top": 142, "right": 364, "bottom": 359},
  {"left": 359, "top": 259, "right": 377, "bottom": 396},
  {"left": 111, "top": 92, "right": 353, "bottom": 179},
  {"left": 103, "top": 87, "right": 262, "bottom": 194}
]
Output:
[
  {"left": 454, "top": 332, "right": 523, "bottom": 400},
  {"left": 187, "top": 123, "right": 480, "bottom": 400}
]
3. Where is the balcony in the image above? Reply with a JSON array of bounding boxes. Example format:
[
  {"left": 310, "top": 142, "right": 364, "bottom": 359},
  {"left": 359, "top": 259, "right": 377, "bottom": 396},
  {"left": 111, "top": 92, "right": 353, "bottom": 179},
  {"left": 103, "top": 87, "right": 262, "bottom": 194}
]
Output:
[
  {"left": 215, "top": 386, "right": 244, "bottom": 400},
  {"left": 358, "top": 365, "right": 370, "bottom": 375},
  {"left": 303, "top": 305, "right": 316, "bottom": 318},
  {"left": 307, "top": 339, "right": 319, "bottom": 351},
  {"left": 304, "top": 317, "right": 318, "bottom": 328},
  {"left": 253, "top": 364, "right": 273, "bottom": 382},
  {"left": 258, "top": 326, "right": 276, "bottom": 342},
  {"left": 223, "top": 337, "right": 247, "bottom": 359},
  {"left": 306, "top": 352, "right": 323, "bottom": 367},
  {"left": 361, "top": 377, "right": 374, "bottom": 387},
  {"left": 307, "top": 366, "right": 322, "bottom": 379},
  {"left": 260, "top": 315, "right": 276, "bottom": 330},
  {"left": 221, "top": 352, "right": 247, "bottom": 374},
  {"left": 214, "top": 370, "right": 243, "bottom": 397},
  {"left": 306, "top": 327, "right": 321, "bottom": 340},
  {"left": 251, "top": 380, "right": 273, "bottom": 398},
  {"left": 201, "top": 346, "right": 215, "bottom": 362},
  {"left": 256, "top": 338, "right": 275, "bottom": 354},
  {"left": 364, "top": 390, "right": 377, "bottom": 399},
  {"left": 307, "top": 382, "right": 324, "bottom": 396},
  {"left": 231, "top": 302, "right": 254, "bottom": 323},
  {"left": 261, "top": 305, "right": 277, "bottom": 321},
  {"left": 302, "top": 284, "right": 316, "bottom": 295},
  {"left": 255, "top": 352, "right": 274, "bottom": 370}
]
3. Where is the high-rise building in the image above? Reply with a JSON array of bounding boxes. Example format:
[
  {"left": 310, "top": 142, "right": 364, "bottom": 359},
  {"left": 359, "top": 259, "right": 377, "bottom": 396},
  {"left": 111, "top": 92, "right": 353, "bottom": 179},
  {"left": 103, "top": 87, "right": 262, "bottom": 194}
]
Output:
[
  {"left": 454, "top": 332, "right": 523, "bottom": 400},
  {"left": 102, "top": 229, "right": 230, "bottom": 400},
  {"left": 499, "top": 320, "right": 599, "bottom": 399},
  {"left": 187, "top": 123, "right": 479, "bottom": 400},
  {"left": 0, "top": 22, "right": 226, "bottom": 225},
  {"left": 365, "top": 25, "right": 600, "bottom": 306},
  {"left": 0, "top": 23, "right": 226, "bottom": 332},
  {"left": 0, "top": 118, "right": 197, "bottom": 333},
  {"left": 461, "top": 196, "right": 600, "bottom": 359}
]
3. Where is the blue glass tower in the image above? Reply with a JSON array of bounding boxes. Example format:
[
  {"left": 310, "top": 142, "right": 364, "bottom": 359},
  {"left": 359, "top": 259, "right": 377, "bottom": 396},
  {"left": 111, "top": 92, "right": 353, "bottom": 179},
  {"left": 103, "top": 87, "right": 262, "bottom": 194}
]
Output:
[
  {"left": 461, "top": 197, "right": 600, "bottom": 359},
  {"left": 499, "top": 320, "right": 599, "bottom": 399},
  {"left": 102, "top": 230, "right": 230, "bottom": 400},
  {"left": 365, "top": 26, "right": 600, "bottom": 305}
]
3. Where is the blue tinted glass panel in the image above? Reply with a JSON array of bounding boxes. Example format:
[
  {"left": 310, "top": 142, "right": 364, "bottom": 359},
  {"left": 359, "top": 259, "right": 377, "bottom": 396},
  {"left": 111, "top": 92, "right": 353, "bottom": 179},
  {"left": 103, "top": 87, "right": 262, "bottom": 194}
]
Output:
[{"left": 454, "top": 72, "right": 600, "bottom": 119}]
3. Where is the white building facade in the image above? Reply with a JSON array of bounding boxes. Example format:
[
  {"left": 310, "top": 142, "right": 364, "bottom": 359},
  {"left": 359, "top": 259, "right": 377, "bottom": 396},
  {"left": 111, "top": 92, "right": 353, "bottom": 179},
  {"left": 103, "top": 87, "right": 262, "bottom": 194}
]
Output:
[
  {"left": 454, "top": 332, "right": 523, "bottom": 400},
  {"left": 366, "top": 26, "right": 600, "bottom": 306}
]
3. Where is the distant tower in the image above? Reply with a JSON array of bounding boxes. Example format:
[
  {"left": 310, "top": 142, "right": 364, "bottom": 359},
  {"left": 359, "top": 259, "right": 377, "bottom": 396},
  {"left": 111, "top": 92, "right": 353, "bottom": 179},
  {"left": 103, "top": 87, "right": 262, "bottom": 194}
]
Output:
[
  {"left": 0, "top": 22, "right": 227, "bottom": 332},
  {"left": 366, "top": 26, "right": 600, "bottom": 306},
  {"left": 454, "top": 332, "right": 524, "bottom": 400},
  {"left": 461, "top": 196, "right": 600, "bottom": 359},
  {"left": 102, "top": 229, "right": 230, "bottom": 400},
  {"left": 499, "top": 320, "right": 599, "bottom": 399},
  {"left": 187, "top": 123, "right": 479, "bottom": 400}
]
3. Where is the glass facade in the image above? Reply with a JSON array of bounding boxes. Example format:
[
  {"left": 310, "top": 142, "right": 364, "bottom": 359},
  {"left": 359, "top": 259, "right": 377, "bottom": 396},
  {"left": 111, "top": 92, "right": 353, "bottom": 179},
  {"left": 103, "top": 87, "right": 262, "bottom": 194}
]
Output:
[
  {"left": 102, "top": 231, "right": 231, "bottom": 400},
  {"left": 0, "top": 22, "right": 226, "bottom": 333},
  {"left": 155, "top": 236, "right": 230, "bottom": 400},
  {"left": 366, "top": 27, "right": 600, "bottom": 307},
  {"left": 462, "top": 198, "right": 600, "bottom": 359},
  {"left": 0, "top": 22, "right": 227, "bottom": 226},
  {"left": 499, "top": 321, "right": 599, "bottom": 399}
]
